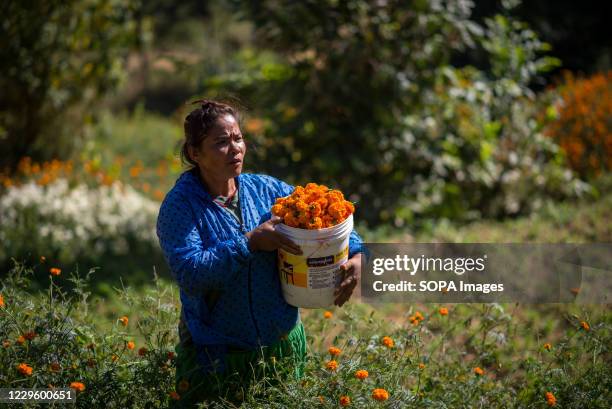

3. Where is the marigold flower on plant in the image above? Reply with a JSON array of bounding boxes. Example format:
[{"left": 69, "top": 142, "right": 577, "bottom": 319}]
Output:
[
  {"left": 340, "top": 395, "right": 351, "bottom": 406},
  {"left": 439, "top": 307, "right": 448, "bottom": 316},
  {"left": 371, "top": 388, "right": 389, "bottom": 401},
  {"left": 169, "top": 391, "right": 180, "bottom": 400},
  {"left": 17, "top": 363, "right": 33, "bottom": 376},
  {"left": 0, "top": 293, "right": 4, "bottom": 308},
  {"left": 118, "top": 316, "right": 129, "bottom": 326},
  {"left": 545, "top": 391, "right": 557, "bottom": 406},
  {"left": 328, "top": 346, "right": 341, "bottom": 356},
  {"left": 111, "top": 354, "right": 119, "bottom": 362},
  {"left": 473, "top": 367, "right": 485, "bottom": 376},
  {"left": 419, "top": 362, "right": 426, "bottom": 370},
  {"left": 543, "top": 343, "right": 552, "bottom": 351},
  {"left": 126, "top": 341, "right": 135, "bottom": 350},
  {"left": 326, "top": 360, "right": 338, "bottom": 371},
  {"left": 580, "top": 321, "right": 590, "bottom": 331},
  {"left": 70, "top": 382, "right": 85, "bottom": 392},
  {"left": 323, "top": 311, "right": 333, "bottom": 319},
  {"left": 178, "top": 379, "right": 189, "bottom": 392},
  {"left": 355, "top": 369, "right": 369, "bottom": 380},
  {"left": 382, "top": 336, "right": 394, "bottom": 348},
  {"left": 16, "top": 335, "right": 25, "bottom": 345},
  {"left": 49, "top": 267, "right": 61, "bottom": 276},
  {"left": 23, "top": 331, "right": 36, "bottom": 341}
]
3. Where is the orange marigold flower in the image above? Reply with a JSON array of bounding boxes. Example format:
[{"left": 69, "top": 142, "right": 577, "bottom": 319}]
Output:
[
  {"left": 16, "top": 335, "right": 26, "bottom": 345},
  {"left": 126, "top": 341, "right": 135, "bottom": 350},
  {"left": 339, "top": 395, "right": 351, "bottom": 406},
  {"left": 0, "top": 293, "right": 4, "bottom": 308},
  {"left": 371, "top": 388, "right": 389, "bottom": 401},
  {"left": 580, "top": 321, "right": 590, "bottom": 331},
  {"left": 382, "top": 336, "right": 394, "bottom": 348},
  {"left": 17, "top": 363, "right": 33, "bottom": 376},
  {"left": 23, "top": 331, "right": 36, "bottom": 341},
  {"left": 323, "top": 311, "right": 333, "bottom": 319},
  {"left": 169, "top": 391, "right": 180, "bottom": 401},
  {"left": 414, "top": 311, "right": 424, "bottom": 320},
  {"left": 419, "top": 363, "right": 426, "bottom": 370},
  {"left": 543, "top": 343, "right": 552, "bottom": 351},
  {"left": 69, "top": 382, "right": 85, "bottom": 392},
  {"left": 473, "top": 367, "right": 485, "bottom": 376},
  {"left": 138, "top": 347, "right": 148, "bottom": 356},
  {"left": 49, "top": 267, "right": 61, "bottom": 276},
  {"left": 328, "top": 346, "right": 341, "bottom": 356},
  {"left": 439, "top": 307, "right": 448, "bottom": 316},
  {"left": 118, "top": 316, "right": 129, "bottom": 326},
  {"left": 355, "top": 369, "right": 369, "bottom": 380},
  {"left": 326, "top": 360, "right": 338, "bottom": 371},
  {"left": 178, "top": 379, "right": 190, "bottom": 392},
  {"left": 545, "top": 391, "right": 557, "bottom": 406}
]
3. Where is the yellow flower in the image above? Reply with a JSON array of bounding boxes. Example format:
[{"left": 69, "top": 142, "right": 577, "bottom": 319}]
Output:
[
  {"left": 328, "top": 346, "right": 341, "bottom": 356},
  {"left": 326, "top": 360, "right": 338, "bottom": 371},
  {"left": 323, "top": 311, "right": 333, "bottom": 319},
  {"left": 371, "top": 388, "right": 389, "bottom": 401},
  {"left": 49, "top": 267, "right": 61, "bottom": 276},
  {"left": 473, "top": 367, "right": 485, "bottom": 376},
  {"left": 118, "top": 316, "right": 129, "bottom": 326},
  {"left": 382, "top": 336, "right": 394, "bottom": 348},
  {"left": 355, "top": 369, "right": 369, "bottom": 380},
  {"left": 70, "top": 382, "right": 85, "bottom": 392}
]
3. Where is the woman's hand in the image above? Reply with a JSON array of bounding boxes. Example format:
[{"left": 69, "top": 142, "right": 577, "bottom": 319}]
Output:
[
  {"left": 334, "top": 254, "right": 362, "bottom": 307},
  {"left": 245, "top": 216, "right": 302, "bottom": 255}
]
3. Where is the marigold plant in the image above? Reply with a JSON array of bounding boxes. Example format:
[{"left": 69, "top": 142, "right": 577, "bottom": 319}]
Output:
[{"left": 271, "top": 183, "right": 355, "bottom": 229}]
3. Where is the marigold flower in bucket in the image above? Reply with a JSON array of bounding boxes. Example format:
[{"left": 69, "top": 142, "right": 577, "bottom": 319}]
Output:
[
  {"left": 326, "top": 360, "right": 338, "bottom": 371},
  {"left": 328, "top": 346, "right": 341, "bottom": 356},
  {"left": 355, "top": 369, "right": 369, "bottom": 380},
  {"left": 49, "top": 267, "right": 61, "bottom": 276},
  {"left": 382, "top": 336, "right": 394, "bottom": 348},
  {"left": 17, "top": 363, "right": 33, "bottom": 376},
  {"left": 371, "top": 388, "right": 389, "bottom": 401},
  {"left": 545, "top": 391, "right": 556, "bottom": 406},
  {"left": 70, "top": 382, "right": 85, "bottom": 392},
  {"left": 339, "top": 395, "right": 351, "bottom": 406}
]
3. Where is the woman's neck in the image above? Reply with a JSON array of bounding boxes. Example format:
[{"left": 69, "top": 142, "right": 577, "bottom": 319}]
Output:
[{"left": 198, "top": 168, "right": 236, "bottom": 197}]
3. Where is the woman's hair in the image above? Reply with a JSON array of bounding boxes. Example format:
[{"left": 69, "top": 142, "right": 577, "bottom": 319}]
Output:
[{"left": 181, "top": 99, "right": 239, "bottom": 167}]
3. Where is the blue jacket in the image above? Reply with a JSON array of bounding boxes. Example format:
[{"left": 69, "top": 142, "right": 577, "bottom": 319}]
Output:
[{"left": 156, "top": 168, "right": 365, "bottom": 373}]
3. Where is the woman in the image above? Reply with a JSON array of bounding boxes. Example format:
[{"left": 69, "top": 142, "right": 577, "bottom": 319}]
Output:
[{"left": 156, "top": 100, "right": 365, "bottom": 406}]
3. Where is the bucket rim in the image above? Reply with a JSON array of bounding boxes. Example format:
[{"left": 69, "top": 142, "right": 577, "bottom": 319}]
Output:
[{"left": 277, "top": 213, "right": 353, "bottom": 234}]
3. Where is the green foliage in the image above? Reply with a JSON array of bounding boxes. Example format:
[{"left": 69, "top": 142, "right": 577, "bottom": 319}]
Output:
[
  {"left": 209, "top": 0, "right": 587, "bottom": 228},
  {"left": 0, "top": 0, "right": 144, "bottom": 172}
]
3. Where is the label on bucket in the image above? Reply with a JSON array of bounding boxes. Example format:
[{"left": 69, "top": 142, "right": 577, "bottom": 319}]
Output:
[{"left": 278, "top": 247, "right": 349, "bottom": 289}]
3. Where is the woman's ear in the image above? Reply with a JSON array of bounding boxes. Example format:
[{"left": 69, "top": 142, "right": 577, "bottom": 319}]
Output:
[{"left": 188, "top": 145, "right": 199, "bottom": 163}]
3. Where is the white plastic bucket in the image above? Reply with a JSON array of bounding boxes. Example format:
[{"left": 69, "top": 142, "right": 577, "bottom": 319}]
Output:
[{"left": 276, "top": 214, "right": 353, "bottom": 308}]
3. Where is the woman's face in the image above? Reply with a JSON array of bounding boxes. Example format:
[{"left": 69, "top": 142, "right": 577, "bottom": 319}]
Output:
[{"left": 189, "top": 114, "right": 246, "bottom": 179}]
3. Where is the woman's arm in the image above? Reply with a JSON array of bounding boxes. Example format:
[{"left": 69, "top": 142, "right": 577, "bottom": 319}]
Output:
[{"left": 156, "top": 193, "right": 252, "bottom": 296}]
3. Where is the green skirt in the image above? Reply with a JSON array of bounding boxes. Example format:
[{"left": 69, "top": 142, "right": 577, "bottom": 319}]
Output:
[{"left": 172, "top": 322, "right": 307, "bottom": 407}]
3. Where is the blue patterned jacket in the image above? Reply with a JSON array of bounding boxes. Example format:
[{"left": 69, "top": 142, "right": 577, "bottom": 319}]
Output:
[{"left": 156, "top": 168, "right": 365, "bottom": 373}]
